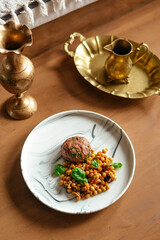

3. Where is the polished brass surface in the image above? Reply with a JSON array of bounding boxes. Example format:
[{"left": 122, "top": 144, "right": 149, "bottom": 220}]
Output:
[
  {"left": 0, "top": 21, "right": 37, "bottom": 119},
  {"left": 64, "top": 33, "right": 160, "bottom": 98},
  {"left": 6, "top": 95, "right": 37, "bottom": 120},
  {"left": 104, "top": 39, "right": 148, "bottom": 83},
  {"left": 104, "top": 39, "right": 133, "bottom": 83},
  {"left": 64, "top": 32, "right": 86, "bottom": 57}
]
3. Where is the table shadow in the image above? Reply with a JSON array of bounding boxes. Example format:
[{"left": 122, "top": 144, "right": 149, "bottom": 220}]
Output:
[
  {"left": 0, "top": 100, "right": 13, "bottom": 120},
  {"left": 5, "top": 151, "right": 121, "bottom": 229}
]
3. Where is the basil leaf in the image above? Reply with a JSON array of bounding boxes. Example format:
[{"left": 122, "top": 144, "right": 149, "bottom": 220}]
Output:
[
  {"left": 91, "top": 159, "right": 99, "bottom": 168},
  {"left": 54, "top": 164, "right": 66, "bottom": 176},
  {"left": 79, "top": 178, "right": 88, "bottom": 184},
  {"left": 110, "top": 162, "right": 123, "bottom": 169},
  {"left": 71, "top": 167, "right": 87, "bottom": 184},
  {"left": 82, "top": 178, "right": 88, "bottom": 184},
  {"left": 71, "top": 167, "right": 85, "bottom": 179}
]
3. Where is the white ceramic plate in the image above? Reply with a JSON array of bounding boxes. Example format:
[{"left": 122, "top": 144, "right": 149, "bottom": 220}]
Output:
[{"left": 21, "top": 110, "right": 135, "bottom": 214}]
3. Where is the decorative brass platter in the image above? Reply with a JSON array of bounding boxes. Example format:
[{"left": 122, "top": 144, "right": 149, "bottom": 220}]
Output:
[{"left": 64, "top": 32, "right": 160, "bottom": 99}]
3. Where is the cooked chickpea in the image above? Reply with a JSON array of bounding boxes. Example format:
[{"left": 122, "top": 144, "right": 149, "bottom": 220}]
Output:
[
  {"left": 102, "top": 148, "right": 108, "bottom": 153},
  {"left": 59, "top": 148, "right": 117, "bottom": 200},
  {"left": 105, "top": 183, "right": 110, "bottom": 189},
  {"left": 59, "top": 180, "right": 64, "bottom": 185},
  {"left": 93, "top": 190, "right": 98, "bottom": 195},
  {"left": 98, "top": 167, "right": 102, "bottom": 172},
  {"left": 102, "top": 172, "right": 106, "bottom": 178},
  {"left": 70, "top": 164, "right": 75, "bottom": 169},
  {"left": 81, "top": 186, "right": 87, "bottom": 191},
  {"left": 93, "top": 184, "right": 97, "bottom": 189},
  {"left": 77, "top": 195, "right": 81, "bottom": 201},
  {"left": 97, "top": 188, "right": 102, "bottom": 193},
  {"left": 85, "top": 194, "right": 90, "bottom": 199},
  {"left": 60, "top": 174, "right": 64, "bottom": 179},
  {"left": 90, "top": 186, "right": 95, "bottom": 191},
  {"left": 90, "top": 173, "right": 94, "bottom": 177},
  {"left": 66, "top": 169, "right": 71, "bottom": 175},
  {"left": 101, "top": 186, "right": 106, "bottom": 192},
  {"left": 101, "top": 180, "right": 105, "bottom": 185}
]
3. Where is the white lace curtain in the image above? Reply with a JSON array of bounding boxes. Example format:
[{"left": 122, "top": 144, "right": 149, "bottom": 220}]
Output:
[{"left": 0, "top": 0, "right": 97, "bottom": 28}]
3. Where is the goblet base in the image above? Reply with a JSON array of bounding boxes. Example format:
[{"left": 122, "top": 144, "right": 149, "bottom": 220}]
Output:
[{"left": 6, "top": 94, "right": 37, "bottom": 120}]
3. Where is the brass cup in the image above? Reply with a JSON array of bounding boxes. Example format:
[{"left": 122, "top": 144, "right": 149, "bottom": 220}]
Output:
[{"left": 0, "top": 21, "right": 37, "bottom": 120}]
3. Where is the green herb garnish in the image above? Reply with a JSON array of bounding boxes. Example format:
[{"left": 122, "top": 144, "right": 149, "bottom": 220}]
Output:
[
  {"left": 72, "top": 137, "right": 79, "bottom": 141},
  {"left": 72, "top": 152, "right": 77, "bottom": 157},
  {"left": 54, "top": 164, "right": 66, "bottom": 176},
  {"left": 110, "top": 162, "right": 123, "bottom": 169},
  {"left": 91, "top": 159, "right": 99, "bottom": 168},
  {"left": 85, "top": 152, "right": 91, "bottom": 159},
  {"left": 82, "top": 178, "right": 88, "bottom": 184},
  {"left": 69, "top": 147, "right": 73, "bottom": 150},
  {"left": 71, "top": 167, "right": 88, "bottom": 184},
  {"left": 78, "top": 152, "right": 82, "bottom": 159}
]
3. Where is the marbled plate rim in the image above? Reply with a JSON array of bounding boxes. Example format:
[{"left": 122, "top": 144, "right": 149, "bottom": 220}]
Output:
[{"left": 20, "top": 110, "right": 136, "bottom": 214}]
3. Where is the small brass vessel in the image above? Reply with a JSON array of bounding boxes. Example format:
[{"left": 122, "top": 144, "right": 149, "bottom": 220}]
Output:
[
  {"left": 0, "top": 21, "right": 37, "bottom": 120},
  {"left": 104, "top": 38, "right": 148, "bottom": 84}
]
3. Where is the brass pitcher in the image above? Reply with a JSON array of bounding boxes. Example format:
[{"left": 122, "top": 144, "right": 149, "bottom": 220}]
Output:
[{"left": 104, "top": 38, "right": 148, "bottom": 83}]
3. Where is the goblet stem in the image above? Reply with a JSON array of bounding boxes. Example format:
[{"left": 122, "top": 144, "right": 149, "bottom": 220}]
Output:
[{"left": 6, "top": 94, "right": 37, "bottom": 120}]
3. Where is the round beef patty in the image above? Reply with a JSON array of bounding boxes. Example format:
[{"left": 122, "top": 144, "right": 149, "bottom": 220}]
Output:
[{"left": 61, "top": 136, "right": 91, "bottom": 163}]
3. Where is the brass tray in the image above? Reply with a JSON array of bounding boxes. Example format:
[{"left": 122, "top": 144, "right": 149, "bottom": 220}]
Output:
[{"left": 64, "top": 32, "right": 160, "bottom": 98}]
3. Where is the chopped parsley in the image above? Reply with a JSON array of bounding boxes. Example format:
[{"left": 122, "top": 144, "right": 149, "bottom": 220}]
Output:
[
  {"left": 78, "top": 152, "right": 82, "bottom": 159},
  {"left": 72, "top": 152, "right": 77, "bottom": 157},
  {"left": 85, "top": 152, "right": 91, "bottom": 159},
  {"left": 72, "top": 137, "right": 79, "bottom": 141}
]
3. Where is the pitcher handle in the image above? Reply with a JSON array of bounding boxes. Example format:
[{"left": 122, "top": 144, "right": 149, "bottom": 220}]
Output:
[
  {"left": 133, "top": 43, "right": 149, "bottom": 64},
  {"left": 64, "top": 32, "right": 86, "bottom": 57}
]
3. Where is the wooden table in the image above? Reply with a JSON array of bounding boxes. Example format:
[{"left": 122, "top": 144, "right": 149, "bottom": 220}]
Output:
[{"left": 0, "top": 0, "right": 160, "bottom": 239}]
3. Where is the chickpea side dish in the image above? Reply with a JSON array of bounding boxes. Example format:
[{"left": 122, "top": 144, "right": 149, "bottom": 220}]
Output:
[{"left": 53, "top": 136, "right": 122, "bottom": 201}]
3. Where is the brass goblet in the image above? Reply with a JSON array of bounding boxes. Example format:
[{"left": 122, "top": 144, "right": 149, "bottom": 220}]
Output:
[{"left": 0, "top": 21, "right": 37, "bottom": 120}]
